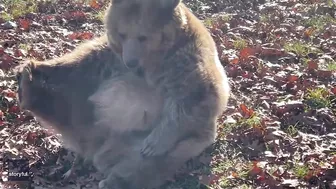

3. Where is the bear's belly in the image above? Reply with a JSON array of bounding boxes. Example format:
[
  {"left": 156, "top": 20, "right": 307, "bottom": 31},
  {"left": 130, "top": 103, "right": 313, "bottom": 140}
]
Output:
[{"left": 89, "top": 72, "right": 163, "bottom": 133}]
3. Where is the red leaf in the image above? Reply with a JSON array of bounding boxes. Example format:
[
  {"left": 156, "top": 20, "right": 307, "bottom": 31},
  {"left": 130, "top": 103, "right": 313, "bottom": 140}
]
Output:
[
  {"left": 80, "top": 32, "right": 94, "bottom": 40},
  {"left": 69, "top": 33, "right": 80, "bottom": 40},
  {"left": 0, "top": 53, "right": 14, "bottom": 70},
  {"left": 257, "top": 172, "right": 266, "bottom": 181},
  {"left": 242, "top": 71, "right": 249, "bottom": 78},
  {"left": 68, "top": 33, "right": 79, "bottom": 40},
  {"left": 19, "top": 19, "right": 31, "bottom": 31},
  {"left": 261, "top": 47, "right": 285, "bottom": 57},
  {"left": 72, "top": 11, "right": 86, "bottom": 19},
  {"left": 287, "top": 75, "right": 298, "bottom": 83},
  {"left": 304, "top": 170, "right": 314, "bottom": 180},
  {"left": 331, "top": 156, "right": 336, "bottom": 164},
  {"left": 0, "top": 47, "right": 4, "bottom": 55},
  {"left": 331, "top": 87, "right": 336, "bottom": 95},
  {"left": 231, "top": 171, "right": 239, "bottom": 178},
  {"left": 9, "top": 106, "right": 20, "bottom": 113},
  {"left": 26, "top": 131, "right": 38, "bottom": 144},
  {"left": 64, "top": 11, "right": 86, "bottom": 21},
  {"left": 323, "top": 31, "right": 331, "bottom": 39},
  {"left": 307, "top": 60, "right": 318, "bottom": 71},
  {"left": 90, "top": 0, "right": 101, "bottom": 9},
  {"left": 250, "top": 161, "right": 263, "bottom": 175},
  {"left": 230, "top": 58, "right": 239, "bottom": 64},
  {"left": 314, "top": 167, "right": 324, "bottom": 177},
  {"left": 317, "top": 70, "right": 332, "bottom": 79},
  {"left": 4, "top": 90, "right": 16, "bottom": 98},
  {"left": 44, "top": 15, "right": 54, "bottom": 20},
  {"left": 239, "top": 47, "right": 255, "bottom": 60},
  {"left": 28, "top": 48, "right": 43, "bottom": 60},
  {"left": 304, "top": 28, "right": 315, "bottom": 38},
  {"left": 240, "top": 104, "right": 254, "bottom": 117},
  {"left": 69, "top": 32, "right": 94, "bottom": 40},
  {"left": 14, "top": 49, "right": 23, "bottom": 57}
]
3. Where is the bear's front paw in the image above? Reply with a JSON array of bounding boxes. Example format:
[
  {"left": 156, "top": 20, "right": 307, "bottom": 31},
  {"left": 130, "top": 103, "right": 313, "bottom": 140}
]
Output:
[
  {"left": 14, "top": 61, "right": 32, "bottom": 82},
  {"left": 14, "top": 61, "right": 36, "bottom": 109}
]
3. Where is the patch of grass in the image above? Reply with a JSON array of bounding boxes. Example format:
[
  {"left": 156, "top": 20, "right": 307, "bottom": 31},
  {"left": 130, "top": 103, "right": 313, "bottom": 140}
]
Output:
[
  {"left": 3, "top": 0, "right": 37, "bottom": 18},
  {"left": 305, "top": 88, "right": 331, "bottom": 109},
  {"left": 327, "top": 61, "right": 336, "bottom": 71},
  {"left": 93, "top": 10, "right": 105, "bottom": 22},
  {"left": 211, "top": 159, "right": 248, "bottom": 187},
  {"left": 1, "top": 12, "right": 13, "bottom": 21},
  {"left": 219, "top": 114, "right": 261, "bottom": 136},
  {"left": 242, "top": 114, "right": 261, "bottom": 128},
  {"left": 304, "top": 15, "right": 336, "bottom": 31},
  {"left": 293, "top": 163, "right": 309, "bottom": 179},
  {"left": 301, "top": 58, "right": 310, "bottom": 66},
  {"left": 203, "top": 14, "right": 232, "bottom": 28},
  {"left": 267, "top": 165, "right": 279, "bottom": 177},
  {"left": 213, "top": 160, "right": 234, "bottom": 174},
  {"left": 219, "top": 123, "right": 238, "bottom": 136},
  {"left": 238, "top": 184, "right": 254, "bottom": 189},
  {"left": 218, "top": 177, "right": 230, "bottom": 187},
  {"left": 327, "top": 0, "right": 336, "bottom": 7},
  {"left": 284, "top": 41, "right": 321, "bottom": 57},
  {"left": 18, "top": 43, "right": 30, "bottom": 51},
  {"left": 238, "top": 169, "right": 249, "bottom": 179},
  {"left": 260, "top": 14, "right": 271, "bottom": 23},
  {"left": 220, "top": 14, "right": 232, "bottom": 23},
  {"left": 286, "top": 124, "right": 299, "bottom": 136},
  {"left": 203, "top": 18, "right": 214, "bottom": 27},
  {"left": 233, "top": 38, "right": 247, "bottom": 50}
]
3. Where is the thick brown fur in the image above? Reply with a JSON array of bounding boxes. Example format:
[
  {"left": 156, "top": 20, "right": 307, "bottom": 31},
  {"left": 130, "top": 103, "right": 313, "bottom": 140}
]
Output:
[
  {"left": 15, "top": 0, "right": 230, "bottom": 188},
  {"left": 15, "top": 35, "right": 163, "bottom": 182},
  {"left": 97, "top": 0, "right": 230, "bottom": 188}
]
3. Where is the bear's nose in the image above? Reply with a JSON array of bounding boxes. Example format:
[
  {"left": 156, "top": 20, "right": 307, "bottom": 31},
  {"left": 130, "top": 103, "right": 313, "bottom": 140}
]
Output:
[{"left": 125, "top": 59, "right": 139, "bottom": 69}]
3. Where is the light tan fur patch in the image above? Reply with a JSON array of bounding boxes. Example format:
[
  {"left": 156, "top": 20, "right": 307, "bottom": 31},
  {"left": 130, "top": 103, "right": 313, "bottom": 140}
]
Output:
[{"left": 89, "top": 72, "right": 163, "bottom": 133}]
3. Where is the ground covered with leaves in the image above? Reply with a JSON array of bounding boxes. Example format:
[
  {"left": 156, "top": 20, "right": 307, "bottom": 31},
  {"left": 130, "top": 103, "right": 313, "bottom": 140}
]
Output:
[{"left": 1, "top": 0, "right": 336, "bottom": 188}]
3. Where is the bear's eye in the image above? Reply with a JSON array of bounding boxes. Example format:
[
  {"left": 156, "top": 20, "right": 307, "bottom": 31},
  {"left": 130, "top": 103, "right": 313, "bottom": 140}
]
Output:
[
  {"left": 137, "top": 35, "right": 147, "bottom": 42},
  {"left": 119, "top": 33, "right": 126, "bottom": 40}
]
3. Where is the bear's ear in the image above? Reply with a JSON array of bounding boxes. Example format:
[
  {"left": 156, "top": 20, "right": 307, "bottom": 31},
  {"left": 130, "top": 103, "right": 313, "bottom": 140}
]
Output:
[{"left": 159, "top": 0, "right": 180, "bottom": 11}]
